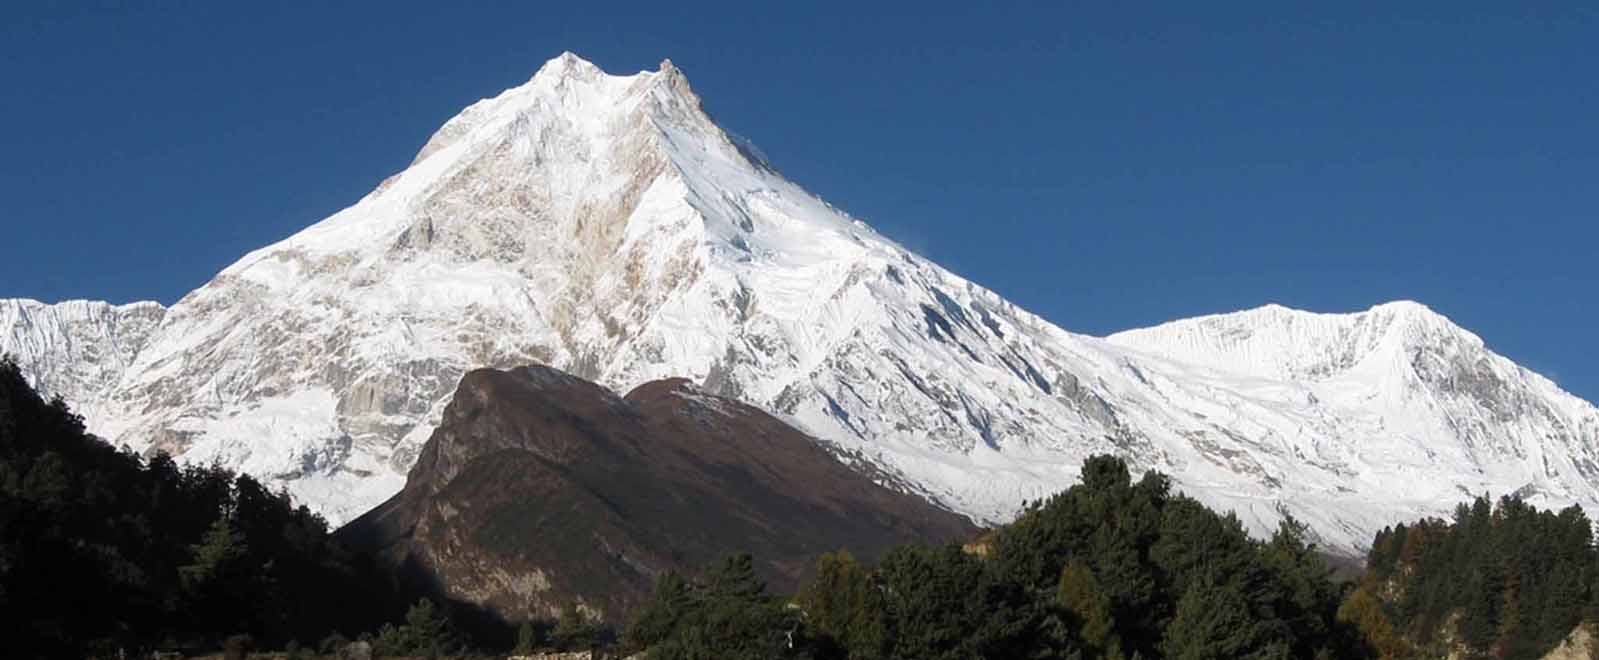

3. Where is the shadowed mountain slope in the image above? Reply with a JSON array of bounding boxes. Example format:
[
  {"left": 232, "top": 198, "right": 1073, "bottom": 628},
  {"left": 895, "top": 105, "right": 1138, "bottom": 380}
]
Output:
[{"left": 338, "top": 364, "right": 976, "bottom": 623}]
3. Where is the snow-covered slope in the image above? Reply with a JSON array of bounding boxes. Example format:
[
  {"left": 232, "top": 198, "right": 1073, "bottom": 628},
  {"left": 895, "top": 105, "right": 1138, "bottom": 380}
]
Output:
[
  {"left": 4, "top": 53, "right": 1596, "bottom": 552},
  {"left": 1, "top": 299, "right": 165, "bottom": 425},
  {"left": 1105, "top": 302, "right": 1599, "bottom": 547}
]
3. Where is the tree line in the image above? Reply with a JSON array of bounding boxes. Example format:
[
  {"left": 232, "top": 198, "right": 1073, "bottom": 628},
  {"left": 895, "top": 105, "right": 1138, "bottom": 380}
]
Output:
[
  {"left": 625, "top": 456, "right": 1366, "bottom": 659},
  {"left": 624, "top": 460, "right": 1599, "bottom": 659}
]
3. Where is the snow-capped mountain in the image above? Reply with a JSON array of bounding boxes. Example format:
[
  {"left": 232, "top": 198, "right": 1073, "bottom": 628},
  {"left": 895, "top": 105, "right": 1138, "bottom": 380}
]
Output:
[{"left": 4, "top": 53, "right": 1595, "bottom": 552}]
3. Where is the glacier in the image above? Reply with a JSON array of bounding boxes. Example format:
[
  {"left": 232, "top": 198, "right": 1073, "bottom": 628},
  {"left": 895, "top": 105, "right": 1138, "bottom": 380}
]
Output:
[{"left": 5, "top": 53, "right": 1596, "bottom": 553}]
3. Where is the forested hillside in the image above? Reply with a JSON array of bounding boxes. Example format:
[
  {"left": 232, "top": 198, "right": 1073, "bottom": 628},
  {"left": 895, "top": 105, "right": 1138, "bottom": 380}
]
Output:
[
  {"left": 0, "top": 357, "right": 399, "bottom": 656},
  {"left": 1343, "top": 495, "right": 1598, "bottom": 659}
]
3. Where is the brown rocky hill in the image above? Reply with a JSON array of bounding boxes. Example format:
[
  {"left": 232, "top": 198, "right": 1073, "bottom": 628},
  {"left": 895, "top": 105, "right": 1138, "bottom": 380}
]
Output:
[{"left": 337, "top": 365, "right": 976, "bottom": 624}]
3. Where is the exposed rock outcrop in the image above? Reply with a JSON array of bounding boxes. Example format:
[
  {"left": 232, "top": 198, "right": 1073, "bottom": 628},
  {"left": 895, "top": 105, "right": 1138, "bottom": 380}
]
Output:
[{"left": 1541, "top": 624, "right": 1597, "bottom": 660}]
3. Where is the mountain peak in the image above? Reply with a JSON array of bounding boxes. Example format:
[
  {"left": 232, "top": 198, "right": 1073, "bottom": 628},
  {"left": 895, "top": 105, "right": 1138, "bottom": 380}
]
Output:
[
  {"left": 1107, "top": 299, "right": 1482, "bottom": 384},
  {"left": 1370, "top": 298, "right": 1433, "bottom": 314},
  {"left": 1234, "top": 299, "right": 1442, "bottom": 323},
  {"left": 1364, "top": 299, "right": 1460, "bottom": 335},
  {"left": 533, "top": 50, "right": 604, "bottom": 81},
  {"left": 519, "top": 51, "right": 695, "bottom": 103},
  {"left": 406, "top": 52, "right": 703, "bottom": 169},
  {"left": 1185, "top": 299, "right": 1458, "bottom": 339}
]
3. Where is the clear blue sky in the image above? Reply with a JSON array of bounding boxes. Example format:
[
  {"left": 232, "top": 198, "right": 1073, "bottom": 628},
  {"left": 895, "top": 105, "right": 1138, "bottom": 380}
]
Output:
[{"left": 3, "top": 3, "right": 1595, "bottom": 401}]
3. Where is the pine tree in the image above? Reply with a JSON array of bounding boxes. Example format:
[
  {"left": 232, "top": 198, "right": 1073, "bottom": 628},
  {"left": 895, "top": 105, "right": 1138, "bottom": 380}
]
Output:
[
  {"left": 629, "top": 570, "right": 695, "bottom": 649},
  {"left": 877, "top": 544, "right": 993, "bottom": 660},
  {"left": 413, "top": 598, "right": 458, "bottom": 654},
  {"left": 708, "top": 552, "right": 765, "bottom": 602},
  {"left": 20, "top": 450, "right": 72, "bottom": 508},
  {"left": 1459, "top": 561, "right": 1502, "bottom": 652},
  {"left": 552, "top": 602, "right": 598, "bottom": 651},
  {"left": 375, "top": 598, "right": 459, "bottom": 657},
  {"left": 514, "top": 620, "right": 539, "bottom": 654},
  {"left": 638, "top": 555, "right": 802, "bottom": 660},
  {"left": 797, "top": 551, "right": 889, "bottom": 659},
  {"left": 1336, "top": 586, "right": 1412, "bottom": 659},
  {"left": 1058, "top": 560, "right": 1116, "bottom": 652},
  {"left": 1162, "top": 577, "right": 1288, "bottom": 660},
  {"left": 180, "top": 516, "right": 255, "bottom": 636},
  {"left": 1081, "top": 454, "right": 1132, "bottom": 492}
]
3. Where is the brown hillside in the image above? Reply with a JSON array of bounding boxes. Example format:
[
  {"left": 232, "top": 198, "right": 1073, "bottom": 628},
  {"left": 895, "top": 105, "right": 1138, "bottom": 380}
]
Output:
[{"left": 338, "top": 365, "right": 976, "bottom": 623}]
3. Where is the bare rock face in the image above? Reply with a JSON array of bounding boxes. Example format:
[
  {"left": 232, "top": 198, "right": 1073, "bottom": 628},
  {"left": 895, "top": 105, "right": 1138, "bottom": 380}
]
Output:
[
  {"left": 4, "top": 53, "right": 1598, "bottom": 555},
  {"left": 1541, "top": 624, "right": 1597, "bottom": 660},
  {"left": 337, "top": 364, "right": 976, "bottom": 622}
]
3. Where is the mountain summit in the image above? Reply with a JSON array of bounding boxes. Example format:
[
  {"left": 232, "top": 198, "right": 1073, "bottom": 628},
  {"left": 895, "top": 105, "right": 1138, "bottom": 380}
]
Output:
[{"left": 5, "top": 54, "right": 1597, "bottom": 552}]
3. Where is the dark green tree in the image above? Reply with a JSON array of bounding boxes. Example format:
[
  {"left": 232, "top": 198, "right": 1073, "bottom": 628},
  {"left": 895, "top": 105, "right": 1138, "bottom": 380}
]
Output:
[
  {"left": 708, "top": 552, "right": 765, "bottom": 602},
  {"left": 629, "top": 570, "right": 696, "bottom": 650},
  {"left": 1058, "top": 560, "right": 1116, "bottom": 654},
  {"left": 375, "top": 598, "right": 460, "bottom": 657},
  {"left": 632, "top": 555, "right": 806, "bottom": 660},
  {"left": 797, "top": 550, "right": 890, "bottom": 660},
  {"left": 552, "top": 602, "right": 600, "bottom": 651},
  {"left": 1161, "top": 576, "right": 1290, "bottom": 660},
  {"left": 180, "top": 516, "right": 258, "bottom": 636},
  {"left": 514, "top": 620, "right": 541, "bottom": 654}
]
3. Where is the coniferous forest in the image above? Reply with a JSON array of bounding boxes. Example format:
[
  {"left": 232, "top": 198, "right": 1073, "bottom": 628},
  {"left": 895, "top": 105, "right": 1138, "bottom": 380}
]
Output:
[
  {"left": 0, "top": 358, "right": 404, "bottom": 656},
  {"left": 627, "top": 456, "right": 1364, "bottom": 659},
  {"left": 4, "top": 354, "right": 1599, "bottom": 659},
  {"left": 1345, "top": 496, "right": 1599, "bottom": 659}
]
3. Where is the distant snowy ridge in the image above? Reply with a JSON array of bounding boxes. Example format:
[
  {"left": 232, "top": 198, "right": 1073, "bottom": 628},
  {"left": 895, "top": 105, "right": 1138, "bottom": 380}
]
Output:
[
  {"left": 1105, "top": 301, "right": 1599, "bottom": 546},
  {"left": 5, "top": 53, "right": 1596, "bottom": 553}
]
